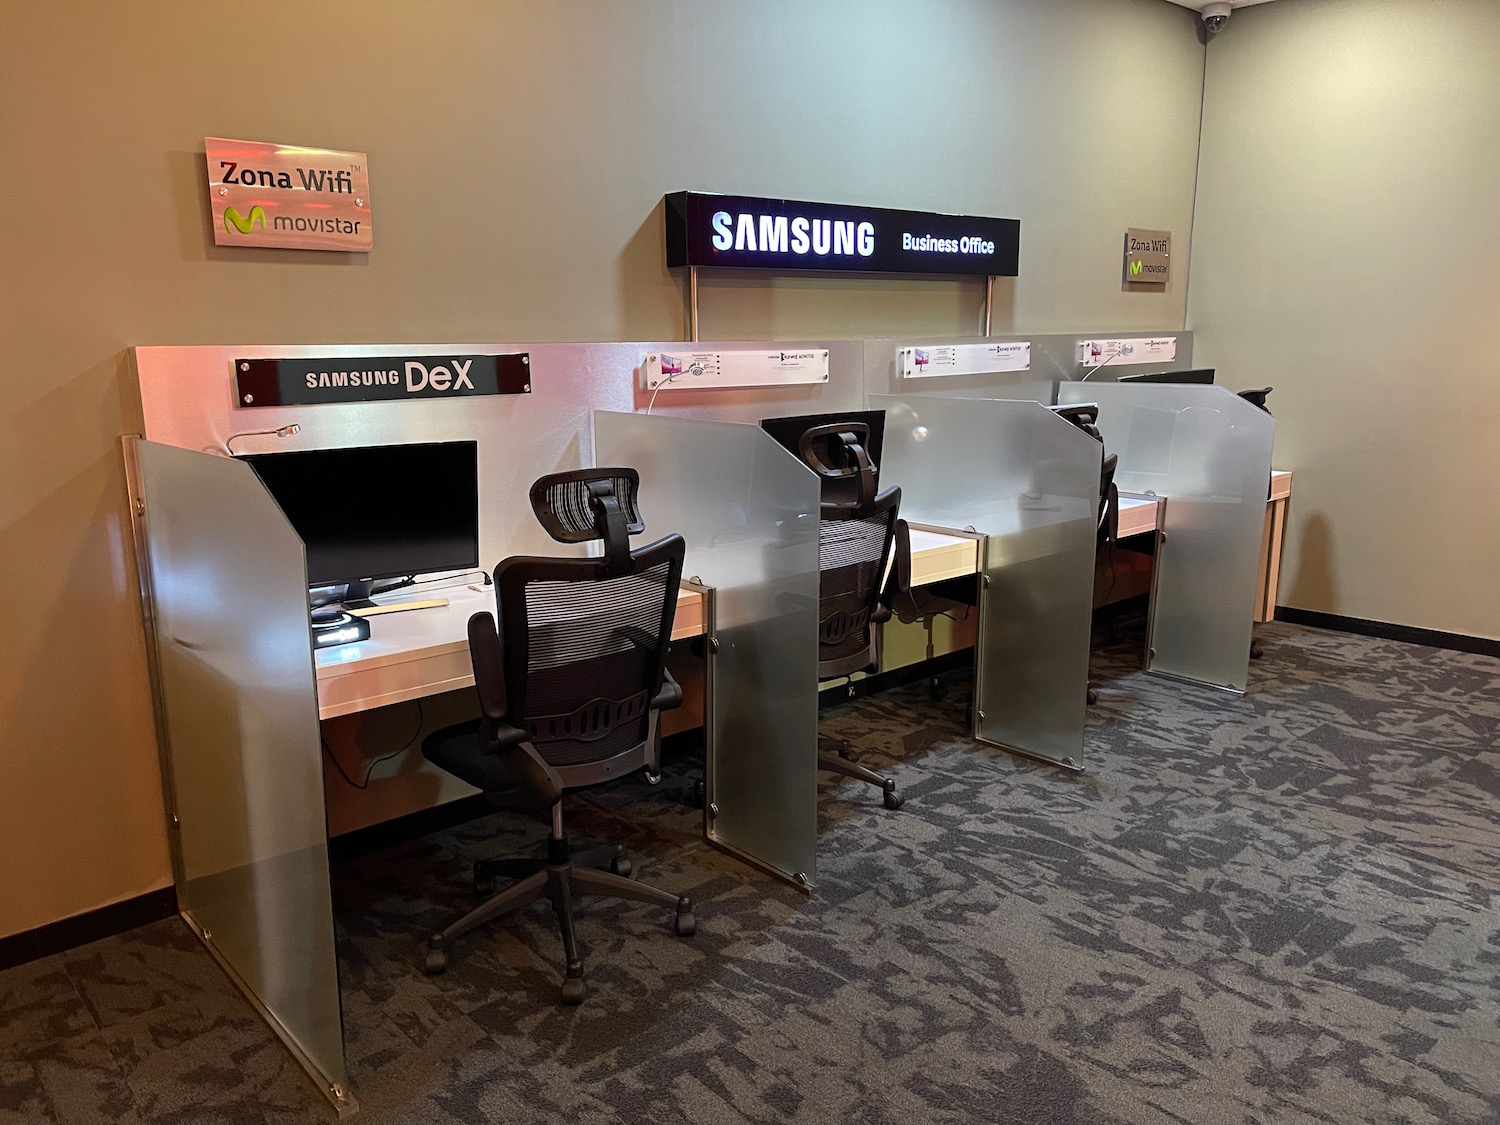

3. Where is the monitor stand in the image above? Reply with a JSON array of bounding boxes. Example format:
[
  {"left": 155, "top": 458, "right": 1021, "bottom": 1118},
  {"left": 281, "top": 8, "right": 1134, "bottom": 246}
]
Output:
[{"left": 342, "top": 578, "right": 377, "bottom": 610}]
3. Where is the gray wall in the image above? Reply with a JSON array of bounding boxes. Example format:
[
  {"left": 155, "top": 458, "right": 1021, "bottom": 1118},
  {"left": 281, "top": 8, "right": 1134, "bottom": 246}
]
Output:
[
  {"left": 0, "top": 0, "right": 1206, "bottom": 936},
  {"left": 1188, "top": 0, "right": 1500, "bottom": 639}
]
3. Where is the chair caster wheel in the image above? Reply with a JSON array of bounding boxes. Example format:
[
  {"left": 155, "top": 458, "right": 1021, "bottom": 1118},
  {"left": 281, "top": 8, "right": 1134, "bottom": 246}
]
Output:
[
  {"left": 1250, "top": 642, "right": 1264, "bottom": 660},
  {"left": 644, "top": 769, "right": 662, "bottom": 786},
  {"left": 929, "top": 680, "right": 947, "bottom": 702},
  {"left": 560, "top": 976, "right": 585, "bottom": 1005},
  {"left": 674, "top": 904, "right": 697, "bottom": 938},
  {"left": 1086, "top": 689, "right": 1099, "bottom": 706},
  {"left": 424, "top": 943, "right": 448, "bottom": 975},
  {"left": 882, "top": 784, "right": 904, "bottom": 811},
  {"left": 473, "top": 875, "right": 494, "bottom": 896},
  {"left": 836, "top": 745, "right": 857, "bottom": 762},
  {"left": 609, "top": 854, "right": 633, "bottom": 879}
]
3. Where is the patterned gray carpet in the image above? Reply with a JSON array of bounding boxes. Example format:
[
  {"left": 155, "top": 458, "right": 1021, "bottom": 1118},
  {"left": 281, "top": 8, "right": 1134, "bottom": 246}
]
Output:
[{"left": 2, "top": 623, "right": 1497, "bottom": 1124}]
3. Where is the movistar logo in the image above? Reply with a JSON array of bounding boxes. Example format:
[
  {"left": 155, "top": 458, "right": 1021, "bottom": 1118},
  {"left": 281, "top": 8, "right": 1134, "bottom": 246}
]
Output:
[
  {"left": 1129, "top": 259, "right": 1143, "bottom": 276},
  {"left": 224, "top": 205, "right": 266, "bottom": 235}
]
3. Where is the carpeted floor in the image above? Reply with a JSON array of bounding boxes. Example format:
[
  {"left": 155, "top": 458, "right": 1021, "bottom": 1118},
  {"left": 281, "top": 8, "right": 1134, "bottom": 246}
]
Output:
[{"left": 3, "top": 622, "right": 1498, "bottom": 1124}]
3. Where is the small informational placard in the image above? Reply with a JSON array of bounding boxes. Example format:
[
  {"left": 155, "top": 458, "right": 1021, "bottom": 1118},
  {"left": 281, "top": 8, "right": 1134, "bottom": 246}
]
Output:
[
  {"left": 641, "top": 349, "right": 830, "bottom": 391},
  {"left": 235, "top": 354, "right": 531, "bottom": 407},
  {"left": 1124, "top": 228, "right": 1171, "bottom": 283},
  {"left": 207, "top": 136, "right": 372, "bottom": 252},
  {"left": 1078, "top": 337, "right": 1178, "bottom": 367},
  {"left": 898, "top": 341, "right": 1031, "bottom": 379}
]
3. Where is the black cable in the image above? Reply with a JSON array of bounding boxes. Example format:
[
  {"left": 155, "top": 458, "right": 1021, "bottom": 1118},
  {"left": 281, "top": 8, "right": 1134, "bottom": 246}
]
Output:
[{"left": 322, "top": 699, "right": 426, "bottom": 790}]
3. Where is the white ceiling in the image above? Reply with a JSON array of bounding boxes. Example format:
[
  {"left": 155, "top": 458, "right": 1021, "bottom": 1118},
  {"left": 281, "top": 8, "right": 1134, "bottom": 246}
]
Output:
[{"left": 1162, "top": 0, "right": 1279, "bottom": 12}]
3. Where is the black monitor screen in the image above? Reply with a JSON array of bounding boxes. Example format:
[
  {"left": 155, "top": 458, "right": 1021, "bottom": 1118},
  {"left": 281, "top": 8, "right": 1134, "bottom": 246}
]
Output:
[
  {"left": 760, "top": 410, "right": 887, "bottom": 482},
  {"left": 242, "top": 441, "right": 479, "bottom": 586},
  {"left": 1117, "top": 367, "right": 1215, "bottom": 385}
]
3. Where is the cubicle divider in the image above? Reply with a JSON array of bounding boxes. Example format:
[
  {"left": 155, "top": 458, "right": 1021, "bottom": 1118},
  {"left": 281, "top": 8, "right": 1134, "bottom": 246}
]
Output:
[
  {"left": 1057, "top": 382, "right": 1275, "bottom": 693},
  {"left": 124, "top": 439, "right": 351, "bottom": 1115},
  {"left": 870, "top": 396, "right": 1100, "bottom": 769},
  {"left": 594, "top": 412, "right": 821, "bottom": 888}
]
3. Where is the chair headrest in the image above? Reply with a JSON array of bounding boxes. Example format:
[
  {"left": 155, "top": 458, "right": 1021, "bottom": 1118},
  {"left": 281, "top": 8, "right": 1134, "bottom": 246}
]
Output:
[
  {"left": 529, "top": 468, "right": 644, "bottom": 574},
  {"left": 797, "top": 422, "right": 877, "bottom": 513},
  {"left": 1051, "top": 403, "right": 1103, "bottom": 443},
  {"left": 1238, "top": 387, "right": 1273, "bottom": 413}
]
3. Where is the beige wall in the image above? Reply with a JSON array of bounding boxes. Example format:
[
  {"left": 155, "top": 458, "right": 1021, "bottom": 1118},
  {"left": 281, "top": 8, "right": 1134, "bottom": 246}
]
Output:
[
  {"left": 1188, "top": 0, "right": 1500, "bottom": 639},
  {"left": 0, "top": 0, "right": 1205, "bottom": 937}
]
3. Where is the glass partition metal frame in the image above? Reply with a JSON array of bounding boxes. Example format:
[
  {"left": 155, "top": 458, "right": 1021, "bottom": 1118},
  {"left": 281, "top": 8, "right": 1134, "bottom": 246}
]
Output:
[
  {"left": 1057, "top": 382, "right": 1276, "bottom": 693},
  {"left": 870, "top": 395, "right": 1100, "bottom": 769},
  {"left": 594, "top": 412, "right": 820, "bottom": 888},
  {"left": 124, "top": 438, "right": 351, "bottom": 1115}
]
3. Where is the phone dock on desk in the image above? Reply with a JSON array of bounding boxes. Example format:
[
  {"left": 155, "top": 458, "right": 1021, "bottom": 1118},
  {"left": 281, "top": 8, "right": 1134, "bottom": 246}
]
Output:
[{"left": 311, "top": 607, "right": 371, "bottom": 650}]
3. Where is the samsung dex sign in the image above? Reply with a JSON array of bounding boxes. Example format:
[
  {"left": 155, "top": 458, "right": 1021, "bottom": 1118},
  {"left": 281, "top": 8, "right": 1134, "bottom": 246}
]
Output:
[
  {"left": 234, "top": 354, "right": 532, "bottom": 408},
  {"left": 665, "top": 192, "right": 1019, "bottom": 277}
]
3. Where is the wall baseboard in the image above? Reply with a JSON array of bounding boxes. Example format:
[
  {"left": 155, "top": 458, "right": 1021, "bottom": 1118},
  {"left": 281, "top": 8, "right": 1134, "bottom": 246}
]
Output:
[
  {"left": 1274, "top": 607, "right": 1500, "bottom": 659},
  {"left": 0, "top": 886, "right": 178, "bottom": 972}
]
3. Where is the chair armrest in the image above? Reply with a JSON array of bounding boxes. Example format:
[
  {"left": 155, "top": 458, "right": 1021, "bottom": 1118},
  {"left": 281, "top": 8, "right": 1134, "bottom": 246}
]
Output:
[
  {"left": 652, "top": 667, "right": 684, "bottom": 713},
  {"left": 467, "top": 612, "right": 509, "bottom": 720},
  {"left": 877, "top": 519, "right": 913, "bottom": 619},
  {"left": 467, "top": 612, "right": 563, "bottom": 805},
  {"left": 478, "top": 717, "right": 565, "bottom": 807}
]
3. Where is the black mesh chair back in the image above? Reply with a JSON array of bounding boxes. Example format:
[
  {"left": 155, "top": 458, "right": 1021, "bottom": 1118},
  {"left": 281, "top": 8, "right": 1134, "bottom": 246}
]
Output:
[
  {"left": 497, "top": 553, "right": 679, "bottom": 780},
  {"left": 795, "top": 424, "right": 905, "bottom": 680},
  {"left": 817, "top": 495, "right": 902, "bottom": 676}
]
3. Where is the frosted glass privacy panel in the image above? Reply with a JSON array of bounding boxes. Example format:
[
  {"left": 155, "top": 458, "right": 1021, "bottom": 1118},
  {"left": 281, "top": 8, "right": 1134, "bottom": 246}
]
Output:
[
  {"left": 1058, "top": 383, "right": 1275, "bottom": 692},
  {"left": 133, "top": 441, "right": 347, "bottom": 1102},
  {"left": 872, "top": 395, "right": 1099, "bottom": 767},
  {"left": 594, "top": 412, "right": 819, "bottom": 886}
]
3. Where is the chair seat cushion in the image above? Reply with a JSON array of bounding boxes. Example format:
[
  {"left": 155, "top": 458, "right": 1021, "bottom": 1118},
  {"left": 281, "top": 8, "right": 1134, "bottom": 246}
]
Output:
[{"left": 422, "top": 719, "right": 542, "bottom": 808}]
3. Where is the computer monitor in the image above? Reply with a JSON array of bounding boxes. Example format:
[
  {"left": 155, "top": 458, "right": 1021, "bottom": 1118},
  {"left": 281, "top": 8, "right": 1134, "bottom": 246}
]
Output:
[
  {"left": 760, "top": 410, "right": 887, "bottom": 482},
  {"left": 241, "top": 440, "right": 479, "bottom": 598},
  {"left": 1117, "top": 368, "right": 1215, "bottom": 385}
]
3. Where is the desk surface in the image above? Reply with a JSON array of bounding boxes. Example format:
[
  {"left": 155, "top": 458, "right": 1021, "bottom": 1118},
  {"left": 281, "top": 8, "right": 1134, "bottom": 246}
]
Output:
[
  {"left": 316, "top": 528, "right": 980, "bottom": 720},
  {"left": 314, "top": 473, "right": 1292, "bottom": 719},
  {"left": 313, "top": 471, "right": 1290, "bottom": 717},
  {"left": 1116, "top": 495, "right": 1161, "bottom": 540}
]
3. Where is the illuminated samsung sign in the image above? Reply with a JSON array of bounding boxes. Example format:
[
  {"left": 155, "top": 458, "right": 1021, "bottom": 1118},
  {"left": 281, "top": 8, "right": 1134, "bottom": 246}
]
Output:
[{"left": 666, "top": 192, "right": 1019, "bottom": 277}]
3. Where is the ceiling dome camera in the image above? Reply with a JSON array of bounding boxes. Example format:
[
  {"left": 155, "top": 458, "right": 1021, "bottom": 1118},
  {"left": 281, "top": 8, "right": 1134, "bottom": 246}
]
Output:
[{"left": 1202, "top": 2, "right": 1232, "bottom": 33}]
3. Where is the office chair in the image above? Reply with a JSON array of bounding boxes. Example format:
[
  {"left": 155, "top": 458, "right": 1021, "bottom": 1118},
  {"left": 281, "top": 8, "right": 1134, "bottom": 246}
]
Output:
[
  {"left": 799, "top": 422, "right": 908, "bottom": 811},
  {"left": 420, "top": 468, "right": 695, "bottom": 1004},
  {"left": 1237, "top": 387, "right": 1274, "bottom": 660}
]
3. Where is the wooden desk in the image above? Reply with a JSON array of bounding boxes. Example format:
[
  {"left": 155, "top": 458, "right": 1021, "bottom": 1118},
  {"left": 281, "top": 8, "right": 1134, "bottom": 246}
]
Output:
[
  {"left": 1096, "top": 471, "right": 1292, "bottom": 618},
  {"left": 1255, "top": 471, "right": 1293, "bottom": 622},
  {"left": 1116, "top": 495, "right": 1162, "bottom": 540},
  {"left": 315, "top": 528, "right": 981, "bottom": 720}
]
